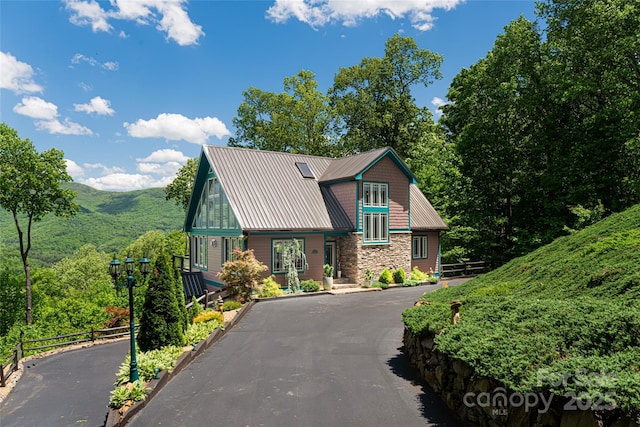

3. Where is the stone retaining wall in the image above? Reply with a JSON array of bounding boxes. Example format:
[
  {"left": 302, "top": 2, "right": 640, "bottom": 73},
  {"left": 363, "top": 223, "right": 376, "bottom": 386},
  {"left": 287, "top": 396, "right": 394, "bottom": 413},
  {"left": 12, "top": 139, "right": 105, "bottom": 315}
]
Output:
[{"left": 403, "top": 328, "right": 638, "bottom": 427}]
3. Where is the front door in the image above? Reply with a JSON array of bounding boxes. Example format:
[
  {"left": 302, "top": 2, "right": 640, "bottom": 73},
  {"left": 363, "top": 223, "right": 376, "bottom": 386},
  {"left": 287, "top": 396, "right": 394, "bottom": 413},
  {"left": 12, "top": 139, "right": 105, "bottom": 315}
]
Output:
[{"left": 325, "top": 241, "right": 336, "bottom": 278}]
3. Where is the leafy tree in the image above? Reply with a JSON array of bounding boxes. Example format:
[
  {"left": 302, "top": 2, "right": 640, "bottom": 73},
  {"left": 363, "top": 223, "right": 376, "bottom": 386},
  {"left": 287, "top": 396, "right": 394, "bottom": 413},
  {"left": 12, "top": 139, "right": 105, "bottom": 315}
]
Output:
[
  {"left": 329, "top": 34, "right": 443, "bottom": 159},
  {"left": 0, "top": 123, "right": 78, "bottom": 324},
  {"left": 229, "top": 69, "right": 336, "bottom": 156},
  {"left": 441, "top": 17, "right": 546, "bottom": 265},
  {"left": 218, "top": 249, "right": 268, "bottom": 302},
  {"left": 538, "top": 0, "right": 640, "bottom": 212},
  {"left": 164, "top": 157, "right": 198, "bottom": 212},
  {"left": 137, "top": 253, "right": 185, "bottom": 352},
  {"left": 0, "top": 266, "right": 23, "bottom": 335}
]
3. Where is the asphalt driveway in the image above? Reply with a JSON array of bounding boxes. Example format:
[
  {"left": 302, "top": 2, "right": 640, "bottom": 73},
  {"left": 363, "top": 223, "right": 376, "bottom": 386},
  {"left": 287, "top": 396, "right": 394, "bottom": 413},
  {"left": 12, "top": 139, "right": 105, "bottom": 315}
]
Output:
[
  {"left": 127, "top": 284, "right": 464, "bottom": 427},
  {"left": 0, "top": 339, "right": 128, "bottom": 427}
]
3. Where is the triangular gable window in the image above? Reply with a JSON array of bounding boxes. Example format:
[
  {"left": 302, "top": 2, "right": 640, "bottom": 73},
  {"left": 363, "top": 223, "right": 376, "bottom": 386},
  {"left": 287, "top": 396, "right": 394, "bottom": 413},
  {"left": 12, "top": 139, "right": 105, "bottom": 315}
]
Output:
[{"left": 192, "top": 176, "right": 239, "bottom": 229}]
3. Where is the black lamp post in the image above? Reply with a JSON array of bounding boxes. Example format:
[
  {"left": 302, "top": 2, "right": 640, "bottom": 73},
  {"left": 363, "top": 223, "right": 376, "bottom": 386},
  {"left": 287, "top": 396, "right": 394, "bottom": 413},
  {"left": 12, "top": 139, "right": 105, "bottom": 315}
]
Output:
[{"left": 109, "top": 252, "right": 150, "bottom": 383}]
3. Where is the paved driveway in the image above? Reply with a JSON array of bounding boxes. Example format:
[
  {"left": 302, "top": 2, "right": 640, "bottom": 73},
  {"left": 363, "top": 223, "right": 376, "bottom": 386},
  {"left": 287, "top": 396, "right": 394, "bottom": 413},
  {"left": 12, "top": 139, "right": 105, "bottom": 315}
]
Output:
[
  {"left": 127, "top": 285, "right": 465, "bottom": 427},
  {"left": 0, "top": 340, "right": 128, "bottom": 427}
]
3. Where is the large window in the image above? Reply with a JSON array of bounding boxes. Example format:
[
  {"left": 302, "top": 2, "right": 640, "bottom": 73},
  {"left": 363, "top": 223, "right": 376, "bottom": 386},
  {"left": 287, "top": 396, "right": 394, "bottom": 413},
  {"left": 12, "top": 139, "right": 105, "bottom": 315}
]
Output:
[
  {"left": 412, "top": 236, "right": 428, "bottom": 259},
  {"left": 363, "top": 182, "right": 388, "bottom": 207},
  {"left": 364, "top": 212, "right": 388, "bottom": 242},
  {"left": 272, "top": 239, "right": 306, "bottom": 273},
  {"left": 193, "top": 175, "right": 239, "bottom": 230},
  {"left": 192, "top": 235, "right": 207, "bottom": 269},
  {"left": 363, "top": 181, "right": 389, "bottom": 243},
  {"left": 223, "top": 237, "right": 244, "bottom": 263}
]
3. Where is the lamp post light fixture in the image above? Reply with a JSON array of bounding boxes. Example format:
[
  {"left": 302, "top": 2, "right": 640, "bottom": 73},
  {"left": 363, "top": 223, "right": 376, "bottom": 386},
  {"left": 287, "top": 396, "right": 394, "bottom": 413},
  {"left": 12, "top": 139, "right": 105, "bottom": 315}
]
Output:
[{"left": 109, "top": 252, "right": 150, "bottom": 383}]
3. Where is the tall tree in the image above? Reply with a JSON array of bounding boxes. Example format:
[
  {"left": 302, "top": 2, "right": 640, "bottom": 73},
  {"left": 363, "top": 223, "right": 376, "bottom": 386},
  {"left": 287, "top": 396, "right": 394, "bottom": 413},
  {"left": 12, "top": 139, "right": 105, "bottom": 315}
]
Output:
[
  {"left": 165, "top": 157, "right": 198, "bottom": 212},
  {"left": 538, "top": 0, "right": 640, "bottom": 212},
  {"left": 0, "top": 123, "right": 78, "bottom": 324},
  {"left": 441, "top": 17, "right": 549, "bottom": 264},
  {"left": 228, "top": 69, "right": 335, "bottom": 156},
  {"left": 329, "top": 34, "right": 443, "bottom": 159}
]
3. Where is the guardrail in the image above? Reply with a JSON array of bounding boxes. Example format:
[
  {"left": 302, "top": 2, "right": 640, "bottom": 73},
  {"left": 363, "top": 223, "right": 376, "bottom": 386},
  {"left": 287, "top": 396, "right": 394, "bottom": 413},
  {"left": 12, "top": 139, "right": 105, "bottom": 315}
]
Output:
[
  {"left": 441, "top": 260, "right": 487, "bottom": 278},
  {"left": 0, "top": 324, "right": 134, "bottom": 388}
]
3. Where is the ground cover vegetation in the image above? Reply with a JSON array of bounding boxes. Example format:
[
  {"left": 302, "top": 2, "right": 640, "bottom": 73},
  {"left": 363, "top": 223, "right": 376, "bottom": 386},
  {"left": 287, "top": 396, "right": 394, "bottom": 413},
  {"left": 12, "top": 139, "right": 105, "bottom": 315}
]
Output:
[{"left": 403, "top": 204, "right": 640, "bottom": 419}]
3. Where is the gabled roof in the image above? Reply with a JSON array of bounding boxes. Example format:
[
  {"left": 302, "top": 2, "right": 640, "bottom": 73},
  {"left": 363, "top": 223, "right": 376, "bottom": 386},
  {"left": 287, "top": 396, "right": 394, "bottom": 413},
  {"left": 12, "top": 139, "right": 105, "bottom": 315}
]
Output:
[
  {"left": 410, "top": 184, "right": 449, "bottom": 231},
  {"left": 319, "top": 147, "right": 417, "bottom": 184},
  {"left": 185, "top": 146, "right": 447, "bottom": 232},
  {"left": 199, "top": 146, "right": 344, "bottom": 231}
]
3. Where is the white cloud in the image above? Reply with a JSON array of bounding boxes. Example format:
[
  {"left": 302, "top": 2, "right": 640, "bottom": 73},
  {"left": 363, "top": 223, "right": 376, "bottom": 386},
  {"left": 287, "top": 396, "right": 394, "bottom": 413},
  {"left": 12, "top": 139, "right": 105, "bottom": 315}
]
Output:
[
  {"left": 137, "top": 161, "right": 182, "bottom": 175},
  {"left": 84, "top": 163, "right": 125, "bottom": 175},
  {"left": 13, "top": 96, "right": 59, "bottom": 120},
  {"left": 266, "top": 0, "right": 462, "bottom": 31},
  {"left": 66, "top": 159, "right": 85, "bottom": 179},
  {"left": 431, "top": 96, "right": 446, "bottom": 116},
  {"left": 74, "top": 96, "right": 115, "bottom": 115},
  {"left": 71, "top": 53, "right": 119, "bottom": 71},
  {"left": 63, "top": 0, "right": 204, "bottom": 46},
  {"left": 65, "top": 0, "right": 112, "bottom": 32},
  {"left": 82, "top": 173, "right": 174, "bottom": 191},
  {"left": 35, "top": 118, "right": 93, "bottom": 135},
  {"left": 0, "top": 51, "right": 43, "bottom": 94},
  {"left": 78, "top": 82, "right": 93, "bottom": 92},
  {"left": 124, "top": 113, "right": 230, "bottom": 144},
  {"left": 137, "top": 148, "right": 190, "bottom": 163}
]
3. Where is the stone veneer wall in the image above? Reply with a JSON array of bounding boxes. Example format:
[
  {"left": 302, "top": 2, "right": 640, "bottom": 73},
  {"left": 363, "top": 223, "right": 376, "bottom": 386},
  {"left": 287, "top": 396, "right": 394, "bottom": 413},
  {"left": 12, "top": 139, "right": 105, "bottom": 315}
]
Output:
[
  {"left": 338, "top": 233, "right": 411, "bottom": 284},
  {"left": 403, "top": 328, "right": 638, "bottom": 427}
]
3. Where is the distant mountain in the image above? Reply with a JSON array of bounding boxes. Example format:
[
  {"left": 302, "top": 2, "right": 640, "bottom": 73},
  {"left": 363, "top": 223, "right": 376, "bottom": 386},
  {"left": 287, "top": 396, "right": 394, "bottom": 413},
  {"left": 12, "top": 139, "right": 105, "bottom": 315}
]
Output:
[{"left": 0, "top": 182, "right": 185, "bottom": 268}]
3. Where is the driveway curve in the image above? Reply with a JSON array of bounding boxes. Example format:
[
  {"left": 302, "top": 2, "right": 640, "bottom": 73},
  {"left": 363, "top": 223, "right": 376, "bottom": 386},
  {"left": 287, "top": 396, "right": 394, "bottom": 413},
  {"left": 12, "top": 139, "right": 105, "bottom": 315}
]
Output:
[
  {"left": 127, "top": 284, "right": 466, "bottom": 427},
  {"left": 0, "top": 339, "right": 128, "bottom": 427}
]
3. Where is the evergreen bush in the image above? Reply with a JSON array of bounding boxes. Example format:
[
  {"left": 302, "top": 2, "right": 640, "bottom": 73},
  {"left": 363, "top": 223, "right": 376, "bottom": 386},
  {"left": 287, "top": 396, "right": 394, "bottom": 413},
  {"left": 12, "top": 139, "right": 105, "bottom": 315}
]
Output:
[
  {"left": 378, "top": 268, "right": 393, "bottom": 284},
  {"left": 393, "top": 268, "right": 406, "bottom": 284},
  {"left": 137, "top": 255, "right": 185, "bottom": 352}
]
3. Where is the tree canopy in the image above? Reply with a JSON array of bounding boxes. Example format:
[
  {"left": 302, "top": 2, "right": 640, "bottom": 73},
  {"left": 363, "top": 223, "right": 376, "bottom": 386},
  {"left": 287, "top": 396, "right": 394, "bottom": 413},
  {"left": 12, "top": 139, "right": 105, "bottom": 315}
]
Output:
[{"left": 0, "top": 123, "right": 78, "bottom": 323}]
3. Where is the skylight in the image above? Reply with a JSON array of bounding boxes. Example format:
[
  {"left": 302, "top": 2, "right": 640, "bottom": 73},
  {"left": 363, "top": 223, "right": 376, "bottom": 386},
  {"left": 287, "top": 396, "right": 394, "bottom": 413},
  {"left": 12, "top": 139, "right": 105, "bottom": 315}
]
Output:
[{"left": 295, "top": 162, "right": 315, "bottom": 179}]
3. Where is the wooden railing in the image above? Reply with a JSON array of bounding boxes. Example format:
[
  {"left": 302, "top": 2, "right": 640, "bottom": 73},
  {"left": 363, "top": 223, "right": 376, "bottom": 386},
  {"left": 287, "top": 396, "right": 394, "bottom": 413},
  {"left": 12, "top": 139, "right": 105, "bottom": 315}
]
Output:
[
  {"left": 441, "top": 260, "right": 487, "bottom": 278},
  {"left": 0, "top": 324, "right": 134, "bottom": 388}
]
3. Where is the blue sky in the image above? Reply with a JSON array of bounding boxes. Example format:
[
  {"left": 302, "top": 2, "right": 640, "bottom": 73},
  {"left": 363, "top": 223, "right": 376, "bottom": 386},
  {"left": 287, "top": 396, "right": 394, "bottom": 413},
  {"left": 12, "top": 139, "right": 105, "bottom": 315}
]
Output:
[{"left": 1, "top": 0, "right": 536, "bottom": 191}]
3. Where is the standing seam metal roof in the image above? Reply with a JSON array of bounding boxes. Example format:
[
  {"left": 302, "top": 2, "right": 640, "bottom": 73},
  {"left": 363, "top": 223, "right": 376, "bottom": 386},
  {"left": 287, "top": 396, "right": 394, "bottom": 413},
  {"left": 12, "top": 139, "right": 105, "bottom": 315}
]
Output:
[{"left": 201, "top": 146, "right": 447, "bottom": 232}]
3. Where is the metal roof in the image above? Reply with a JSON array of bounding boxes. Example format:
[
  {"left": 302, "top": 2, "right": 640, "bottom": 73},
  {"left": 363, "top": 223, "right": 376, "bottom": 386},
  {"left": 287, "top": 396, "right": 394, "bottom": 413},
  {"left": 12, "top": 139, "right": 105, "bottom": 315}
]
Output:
[
  {"left": 409, "top": 184, "right": 449, "bottom": 231},
  {"left": 204, "top": 146, "right": 335, "bottom": 231},
  {"left": 195, "top": 146, "right": 445, "bottom": 232},
  {"left": 318, "top": 148, "right": 389, "bottom": 182}
]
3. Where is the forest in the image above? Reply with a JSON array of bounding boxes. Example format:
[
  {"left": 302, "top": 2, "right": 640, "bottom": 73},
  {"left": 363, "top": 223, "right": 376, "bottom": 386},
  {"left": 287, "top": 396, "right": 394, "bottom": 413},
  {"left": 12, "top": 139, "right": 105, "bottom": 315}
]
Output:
[{"left": 1, "top": 0, "right": 639, "bottom": 359}]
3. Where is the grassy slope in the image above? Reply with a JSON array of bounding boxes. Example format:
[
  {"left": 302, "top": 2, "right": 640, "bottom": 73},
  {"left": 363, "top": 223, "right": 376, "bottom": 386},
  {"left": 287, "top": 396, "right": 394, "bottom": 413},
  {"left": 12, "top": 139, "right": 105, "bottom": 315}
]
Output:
[
  {"left": 403, "top": 204, "right": 640, "bottom": 413},
  {"left": 0, "top": 182, "right": 185, "bottom": 267}
]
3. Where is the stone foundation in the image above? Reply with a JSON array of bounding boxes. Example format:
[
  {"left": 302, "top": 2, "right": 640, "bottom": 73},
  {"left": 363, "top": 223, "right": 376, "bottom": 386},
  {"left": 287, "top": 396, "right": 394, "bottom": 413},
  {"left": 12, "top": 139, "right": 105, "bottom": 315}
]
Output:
[{"left": 403, "top": 328, "right": 639, "bottom": 427}]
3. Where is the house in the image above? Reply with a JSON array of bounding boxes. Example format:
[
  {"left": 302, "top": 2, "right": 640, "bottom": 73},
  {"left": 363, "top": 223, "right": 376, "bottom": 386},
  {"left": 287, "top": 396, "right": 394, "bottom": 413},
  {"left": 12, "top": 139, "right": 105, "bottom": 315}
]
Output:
[{"left": 183, "top": 145, "right": 449, "bottom": 288}]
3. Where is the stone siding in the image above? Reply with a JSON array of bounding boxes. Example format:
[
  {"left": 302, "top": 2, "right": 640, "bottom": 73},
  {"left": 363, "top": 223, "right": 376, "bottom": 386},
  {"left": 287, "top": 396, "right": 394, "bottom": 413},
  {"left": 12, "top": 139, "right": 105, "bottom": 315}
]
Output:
[
  {"left": 403, "top": 328, "right": 638, "bottom": 427},
  {"left": 338, "top": 233, "right": 411, "bottom": 284}
]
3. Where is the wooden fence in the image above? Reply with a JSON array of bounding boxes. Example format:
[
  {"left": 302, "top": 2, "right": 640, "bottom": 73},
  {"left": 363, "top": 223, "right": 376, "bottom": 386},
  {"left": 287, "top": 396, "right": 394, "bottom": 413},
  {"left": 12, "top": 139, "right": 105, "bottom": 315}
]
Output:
[
  {"left": 1, "top": 324, "right": 134, "bottom": 388},
  {"left": 441, "top": 260, "right": 487, "bottom": 278}
]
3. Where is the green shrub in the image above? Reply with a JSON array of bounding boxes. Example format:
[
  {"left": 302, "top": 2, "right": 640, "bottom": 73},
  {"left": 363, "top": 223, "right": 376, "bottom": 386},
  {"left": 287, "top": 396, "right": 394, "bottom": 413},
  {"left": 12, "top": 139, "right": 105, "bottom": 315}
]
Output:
[
  {"left": 217, "top": 249, "right": 268, "bottom": 302},
  {"left": 222, "top": 300, "right": 242, "bottom": 311},
  {"left": 192, "top": 310, "right": 224, "bottom": 324},
  {"left": 187, "top": 296, "right": 203, "bottom": 322},
  {"left": 410, "top": 266, "right": 428, "bottom": 281},
  {"left": 184, "top": 319, "right": 223, "bottom": 344},
  {"left": 371, "top": 281, "right": 389, "bottom": 289},
  {"left": 258, "top": 276, "right": 284, "bottom": 298},
  {"left": 137, "top": 256, "right": 185, "bottom": 352},
  {"left": 115, "top": 345, "right": 184, "bottom": 385},
  {"left": 393, "top": 268, "right": 406, "bottom": 284},
  {"left": 109, "top": 379, "right": 152, "bottom": 408},
  {"left": 378, "top": 269, "right": 393, "bottom": 284},
  {"left": 300, "top": 279, "right": 320, "bottom": 292}
]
